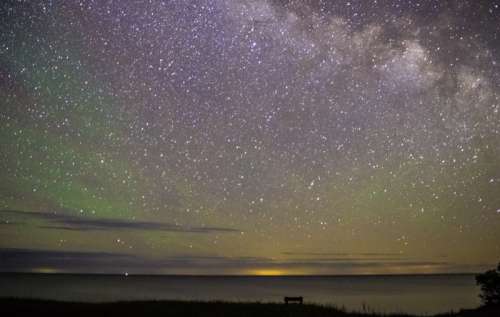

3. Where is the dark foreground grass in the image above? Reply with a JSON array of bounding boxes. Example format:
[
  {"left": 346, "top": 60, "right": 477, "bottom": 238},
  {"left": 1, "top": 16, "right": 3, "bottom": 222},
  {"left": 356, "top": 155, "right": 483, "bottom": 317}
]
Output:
[{"left": 1, "top": 298, "right": 499, "bottom": 317}]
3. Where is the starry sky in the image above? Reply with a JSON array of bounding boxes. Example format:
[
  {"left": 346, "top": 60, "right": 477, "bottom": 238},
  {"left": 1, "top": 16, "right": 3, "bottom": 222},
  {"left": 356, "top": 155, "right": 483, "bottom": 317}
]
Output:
[{"left": 1, "top": 0, "right": 499, "bottom": 275}]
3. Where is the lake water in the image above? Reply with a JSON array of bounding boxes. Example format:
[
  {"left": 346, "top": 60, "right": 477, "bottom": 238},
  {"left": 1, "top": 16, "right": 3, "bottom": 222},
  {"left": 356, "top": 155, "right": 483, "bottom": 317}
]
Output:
[{"left": 0, "top": 273, "right": 480, "bottom": 315}]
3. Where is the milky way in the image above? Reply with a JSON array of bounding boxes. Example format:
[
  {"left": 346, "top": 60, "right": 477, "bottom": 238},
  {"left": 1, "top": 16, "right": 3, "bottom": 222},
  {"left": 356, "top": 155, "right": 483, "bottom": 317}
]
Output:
[{"left": 1, "top": 1, "right": 499, "bottom": 274}]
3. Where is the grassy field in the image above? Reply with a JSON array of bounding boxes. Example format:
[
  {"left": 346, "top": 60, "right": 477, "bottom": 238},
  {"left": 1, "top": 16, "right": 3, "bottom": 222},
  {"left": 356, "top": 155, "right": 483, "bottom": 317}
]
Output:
[{"left": 1, "top": 299, "right": 499, "bottom": 317}]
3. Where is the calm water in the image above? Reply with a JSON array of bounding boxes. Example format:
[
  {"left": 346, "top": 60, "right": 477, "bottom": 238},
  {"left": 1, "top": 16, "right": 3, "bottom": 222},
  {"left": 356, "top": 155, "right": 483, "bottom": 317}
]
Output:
[{"left": 0, "top": 273, "right": 480, "bottom": 315}]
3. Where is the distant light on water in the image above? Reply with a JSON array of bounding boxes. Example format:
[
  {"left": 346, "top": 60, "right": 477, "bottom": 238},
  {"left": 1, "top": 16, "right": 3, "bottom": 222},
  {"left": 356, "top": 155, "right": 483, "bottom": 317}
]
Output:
[
  {"left": 249, "top": 269, "right": 291, "bottom": 276},
  {"left": 32, "top": 267, "right": 59, "bottom": 274}
]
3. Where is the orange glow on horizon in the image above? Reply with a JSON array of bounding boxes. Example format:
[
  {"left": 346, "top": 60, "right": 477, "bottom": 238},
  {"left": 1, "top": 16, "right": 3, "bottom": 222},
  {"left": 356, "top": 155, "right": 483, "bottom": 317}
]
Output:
[
  {"left": 246, "top": 268, "right": 309, "bottom": 276},
  {"left": 250, "top": 269, "right": 287, "bottom": 276}
]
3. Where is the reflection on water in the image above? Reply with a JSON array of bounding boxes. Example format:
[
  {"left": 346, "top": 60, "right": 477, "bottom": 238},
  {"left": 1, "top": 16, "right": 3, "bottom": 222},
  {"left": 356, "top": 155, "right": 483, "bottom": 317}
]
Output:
[{"left": 0, "top": 273, "right": 480, "bottom": 315}]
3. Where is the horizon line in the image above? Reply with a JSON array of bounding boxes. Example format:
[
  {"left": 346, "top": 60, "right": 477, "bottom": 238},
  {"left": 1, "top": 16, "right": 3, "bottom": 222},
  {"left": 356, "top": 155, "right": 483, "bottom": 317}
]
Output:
[{"left": 0, "top": 271, "right": 480, "bottom": 277}]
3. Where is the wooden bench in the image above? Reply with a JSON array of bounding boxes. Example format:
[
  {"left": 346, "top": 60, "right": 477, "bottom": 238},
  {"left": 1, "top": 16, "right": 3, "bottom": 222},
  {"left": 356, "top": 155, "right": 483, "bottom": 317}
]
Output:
[{"left": 284, "top": 296, "right": 303, "bottom": 304}]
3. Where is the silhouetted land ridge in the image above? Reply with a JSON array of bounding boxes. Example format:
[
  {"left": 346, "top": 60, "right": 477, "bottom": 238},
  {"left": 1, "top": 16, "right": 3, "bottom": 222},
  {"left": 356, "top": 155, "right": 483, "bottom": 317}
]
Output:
[{"left": 1, "top": 298, "right": 499, "bottom": 317}]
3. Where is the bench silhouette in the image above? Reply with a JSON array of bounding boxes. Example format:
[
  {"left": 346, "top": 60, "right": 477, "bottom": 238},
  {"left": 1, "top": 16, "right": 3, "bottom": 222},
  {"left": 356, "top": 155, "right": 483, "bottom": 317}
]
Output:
[{"left": 284, "top": 296, "right": 303, "bottom": 304}]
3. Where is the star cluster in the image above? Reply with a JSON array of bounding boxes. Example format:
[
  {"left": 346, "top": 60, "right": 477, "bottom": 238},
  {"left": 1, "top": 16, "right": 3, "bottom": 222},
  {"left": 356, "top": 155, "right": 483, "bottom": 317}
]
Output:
[{"left": 1, "top": 0, "right": 499, "bottom": 274}]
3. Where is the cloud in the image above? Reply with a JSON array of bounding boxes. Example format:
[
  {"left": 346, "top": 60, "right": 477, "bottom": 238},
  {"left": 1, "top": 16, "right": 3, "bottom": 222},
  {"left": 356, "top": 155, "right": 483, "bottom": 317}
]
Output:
[
  {"left": 0, "top": 247, "right": 488, "bottom": 274},
  {"left": 0, "top": 220, "right": 20, "bottom": 226},
  {"left": 0, "top": 210, "right": 240, "bottom": 234},
  {"left": 279, "top": 252, "right": 409, "bottom": 262},
  {"left": 0, "top": 248, "right": 137, "bottom": 272},
  {"left": 281, "top": 251, "right": 405, "bottom": 257},
  {"left": 0, "top": 248, "right": 460, "bottom": 274}
]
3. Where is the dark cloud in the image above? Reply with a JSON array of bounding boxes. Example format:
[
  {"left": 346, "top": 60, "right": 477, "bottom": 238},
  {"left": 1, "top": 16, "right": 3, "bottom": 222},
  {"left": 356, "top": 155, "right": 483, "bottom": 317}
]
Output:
[
  {"left": 280, "top": 252, "right": 412, "bottom": 262},
  {"left": 0, "top": 247, "right": 459, "bottom": 274},
  {"left": 0, "top": 220, "right": 20, "bottom": 226},
  {"left": 281, "top": 251, "right": 405, "bottom": 257},
  {"left": 0, "top": 210, "right": 240, "bottom": 234},
  {"left": 0, "top": 248, "right": 136, "bottom": 271}
]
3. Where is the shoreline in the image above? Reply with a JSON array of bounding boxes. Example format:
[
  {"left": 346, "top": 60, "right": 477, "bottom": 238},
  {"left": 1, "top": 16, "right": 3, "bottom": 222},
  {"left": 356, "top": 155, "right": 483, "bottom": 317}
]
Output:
[
  {"left": 0, "top": 273, "right": 480, "bottom": 315},
  {"left": 1, "top": 298, "right": 498, "bottom": 317}
]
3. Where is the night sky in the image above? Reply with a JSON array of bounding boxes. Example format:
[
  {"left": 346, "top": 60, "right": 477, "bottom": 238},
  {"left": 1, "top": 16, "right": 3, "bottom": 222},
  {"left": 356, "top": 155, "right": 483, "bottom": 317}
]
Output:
[{"left": 1, "top": 0, "right": 499, "bottom": 275}]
